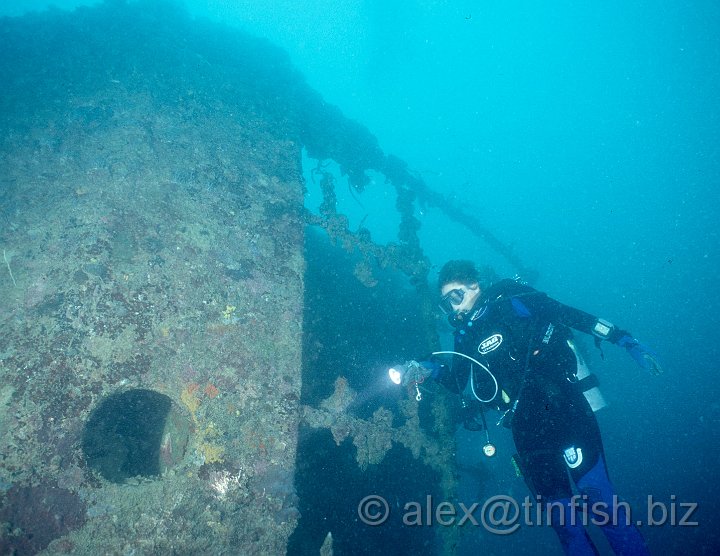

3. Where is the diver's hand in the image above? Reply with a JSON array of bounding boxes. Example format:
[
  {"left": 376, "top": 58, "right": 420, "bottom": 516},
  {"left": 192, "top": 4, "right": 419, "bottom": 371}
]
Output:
[
  {"left": 400, "top": 360, "right": 435, "bottom": 386},
  {"left": 617, "top": 335, "right": 663, "bottom": 376}
]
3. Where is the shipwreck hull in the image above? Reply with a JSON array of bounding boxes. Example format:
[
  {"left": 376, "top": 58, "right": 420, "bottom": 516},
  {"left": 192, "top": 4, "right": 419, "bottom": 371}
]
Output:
[
  {"left": 1, "top": 17, "right": 304, "bottom": 554},
  {"left": 0, "top": 3, "right": 460, "bottom": 554}
]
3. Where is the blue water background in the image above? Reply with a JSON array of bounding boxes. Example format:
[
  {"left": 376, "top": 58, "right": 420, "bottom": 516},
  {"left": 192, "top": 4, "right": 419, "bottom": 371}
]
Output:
[{"left": 3, "top": 1, "right": 718, "bottom": 554}]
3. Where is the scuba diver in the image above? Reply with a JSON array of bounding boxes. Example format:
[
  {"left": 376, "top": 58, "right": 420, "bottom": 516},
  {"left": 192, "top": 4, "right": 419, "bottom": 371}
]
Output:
[{"left": 393, "top": 260, "right": 662, "bottom": 556}]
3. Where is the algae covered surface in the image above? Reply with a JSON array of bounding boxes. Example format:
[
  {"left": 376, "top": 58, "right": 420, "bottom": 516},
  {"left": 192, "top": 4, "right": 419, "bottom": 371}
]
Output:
[{"left": 0, "top": 2, "right": 305, "bottom": 553}]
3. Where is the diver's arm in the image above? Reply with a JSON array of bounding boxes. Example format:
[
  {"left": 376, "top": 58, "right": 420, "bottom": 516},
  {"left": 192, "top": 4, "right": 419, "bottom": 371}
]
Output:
[
  {"left": 531, "top": 295, "right": 663, "bottom": 374},
  {"left": 530, "top": 294, "right": 628, "bottom": 342},
  {"left": 433, "top": 360, "right": 461, "bottom": 393},
  {"left": 403, "top": 358, "right": 458, "bottom": 393},
  {"left": 411, "top": 344, "right": 470, "bottom": 394}
]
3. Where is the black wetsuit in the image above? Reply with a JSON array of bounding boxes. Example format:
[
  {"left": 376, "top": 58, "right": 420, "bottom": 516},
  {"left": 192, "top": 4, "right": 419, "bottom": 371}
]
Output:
[{"left": 436, "top": 278, "right": 649, "bottom": 555}]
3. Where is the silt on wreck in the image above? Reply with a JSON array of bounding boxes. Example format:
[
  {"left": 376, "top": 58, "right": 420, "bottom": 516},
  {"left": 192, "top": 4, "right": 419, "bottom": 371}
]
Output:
[{"left": 0, "top": 1, "right": 459, "bottom": 554}]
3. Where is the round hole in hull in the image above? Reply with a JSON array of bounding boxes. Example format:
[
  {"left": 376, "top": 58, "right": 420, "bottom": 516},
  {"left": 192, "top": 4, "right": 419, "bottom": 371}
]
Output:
[{"left": 82, "top": 389, "right": 191, "bottom": 483}]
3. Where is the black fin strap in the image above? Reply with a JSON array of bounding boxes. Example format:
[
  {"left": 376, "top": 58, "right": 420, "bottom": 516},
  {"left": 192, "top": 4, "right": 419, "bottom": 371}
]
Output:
[{"left": 577, "top": 373, "right": 600, "bottom": 392}]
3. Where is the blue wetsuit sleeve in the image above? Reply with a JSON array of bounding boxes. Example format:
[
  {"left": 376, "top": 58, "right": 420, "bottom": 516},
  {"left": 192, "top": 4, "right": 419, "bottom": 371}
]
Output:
[{"left": 418, "top": 360, "right": 441, "bottom": 378}]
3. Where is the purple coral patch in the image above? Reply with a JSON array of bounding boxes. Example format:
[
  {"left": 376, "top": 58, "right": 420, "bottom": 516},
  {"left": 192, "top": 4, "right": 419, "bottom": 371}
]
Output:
[{"left": 0, "top": 483, "right": 86, "bottom": 554}]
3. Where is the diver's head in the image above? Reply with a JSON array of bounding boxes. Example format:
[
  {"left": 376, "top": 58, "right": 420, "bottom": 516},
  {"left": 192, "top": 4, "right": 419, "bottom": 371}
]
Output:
[{"left": 438, "top": 260, "right": 483, "bottom": 316}]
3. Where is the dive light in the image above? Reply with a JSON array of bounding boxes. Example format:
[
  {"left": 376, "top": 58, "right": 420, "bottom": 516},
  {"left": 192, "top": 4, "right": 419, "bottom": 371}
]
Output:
[{"left": 388, "top": 366, "right": 403, "bottom": 385}]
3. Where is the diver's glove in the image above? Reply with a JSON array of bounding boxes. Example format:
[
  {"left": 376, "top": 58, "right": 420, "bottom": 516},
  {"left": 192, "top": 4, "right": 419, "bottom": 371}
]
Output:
[
  {"left": 399, "top": 360, "right": 439, "bottom": 386},
  {"left": 617, "top": 334, "right": 663, "bottom": 376}
]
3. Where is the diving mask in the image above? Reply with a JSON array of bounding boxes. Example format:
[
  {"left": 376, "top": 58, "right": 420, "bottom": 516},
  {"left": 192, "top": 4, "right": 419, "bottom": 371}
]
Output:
[{"left": 439, "top": 288, "right": 466, "bottom": 315}]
